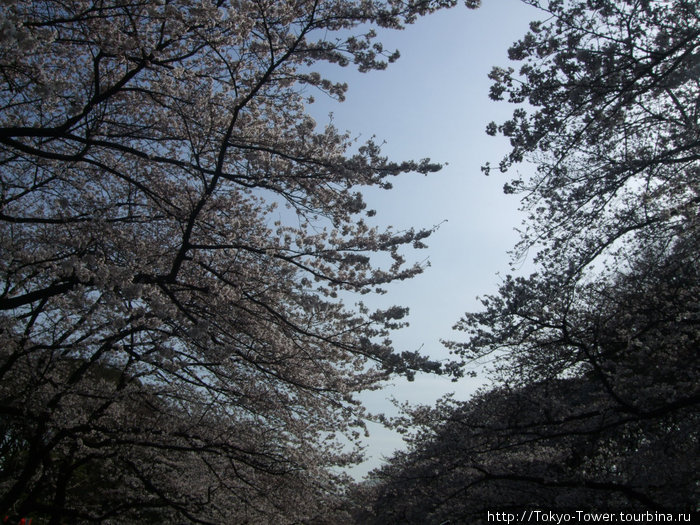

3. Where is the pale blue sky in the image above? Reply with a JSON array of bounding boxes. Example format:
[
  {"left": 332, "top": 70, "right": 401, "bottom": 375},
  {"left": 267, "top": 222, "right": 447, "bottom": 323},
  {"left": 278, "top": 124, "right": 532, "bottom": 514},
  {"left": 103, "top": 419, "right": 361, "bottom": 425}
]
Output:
[{"left": 305, "top": 0, "right": 540, "bottom": 478}]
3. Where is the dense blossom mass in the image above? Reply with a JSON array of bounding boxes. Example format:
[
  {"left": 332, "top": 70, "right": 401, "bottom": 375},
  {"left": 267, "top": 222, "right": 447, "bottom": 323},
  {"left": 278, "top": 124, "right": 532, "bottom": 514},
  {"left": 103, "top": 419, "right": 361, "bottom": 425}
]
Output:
[
  {"left": 358, "top": 0, "right": 700, "bottom": 521},
  {"left": 0, "top": 0, "right": 479, "bottom": 522}
]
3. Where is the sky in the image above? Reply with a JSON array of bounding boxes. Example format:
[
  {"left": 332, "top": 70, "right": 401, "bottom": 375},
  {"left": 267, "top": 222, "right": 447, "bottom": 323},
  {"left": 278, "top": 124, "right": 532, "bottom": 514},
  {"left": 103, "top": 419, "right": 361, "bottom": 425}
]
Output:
[{"left": 304, "top": 0, "right": 541, "bottom": 479}]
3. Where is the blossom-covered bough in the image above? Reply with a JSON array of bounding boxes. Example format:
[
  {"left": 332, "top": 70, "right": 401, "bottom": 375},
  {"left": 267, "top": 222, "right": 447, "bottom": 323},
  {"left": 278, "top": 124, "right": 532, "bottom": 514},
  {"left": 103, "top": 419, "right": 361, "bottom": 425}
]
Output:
[{"left": 0, "top": 0, "right": 477, "bottom": 521}]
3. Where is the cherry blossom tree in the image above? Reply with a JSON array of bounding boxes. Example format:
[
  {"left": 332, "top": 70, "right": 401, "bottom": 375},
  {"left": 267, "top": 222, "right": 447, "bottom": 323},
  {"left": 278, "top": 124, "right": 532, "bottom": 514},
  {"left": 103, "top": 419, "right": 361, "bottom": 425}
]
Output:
[
  {"left": 455, "top": 0, "right": 700, "bottom": 460},
  {"left": 355, "top": 0, "right": 699, "bottom": 520},
  {"left": 361, "top": 230, "right": 700, "bottom": 522},
  {"left": 483, "top": 0, "right": 700, "bottom": 278},
  {"left": 0, "top": 0, "right": 478, "bottom": 521}
]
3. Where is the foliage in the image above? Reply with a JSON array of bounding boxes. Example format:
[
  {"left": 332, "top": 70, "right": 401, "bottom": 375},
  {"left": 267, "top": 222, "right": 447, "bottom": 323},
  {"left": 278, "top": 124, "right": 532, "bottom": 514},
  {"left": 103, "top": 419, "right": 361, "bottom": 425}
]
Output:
[
  {"left": 359, "top": 231, "right": 700, "bottom": 522},
  {"left": 484, "top": 0, "right": 700, "bottom": 276},
  {"left": 0, "top": 0, "right": 477, "bottom": 521},
  {"left": 357, "top": 0, "right": 700, "bottom": 520}
]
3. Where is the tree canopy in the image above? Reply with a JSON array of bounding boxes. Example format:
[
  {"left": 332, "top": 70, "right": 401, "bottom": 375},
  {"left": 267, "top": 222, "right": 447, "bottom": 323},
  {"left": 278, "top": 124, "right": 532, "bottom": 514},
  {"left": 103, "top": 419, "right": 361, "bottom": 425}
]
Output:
[
  {"left": 484, "top": 0, "right": 700, "bottom": 277},
  {"left": 0, "top": 0, "right": 478, "bottom": 522},
  {"left": 359, "top": 232, "right": 700, "bottom": 521},
  {"left": 358, "top": 0, "right": 700, "bottom": 520}
]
